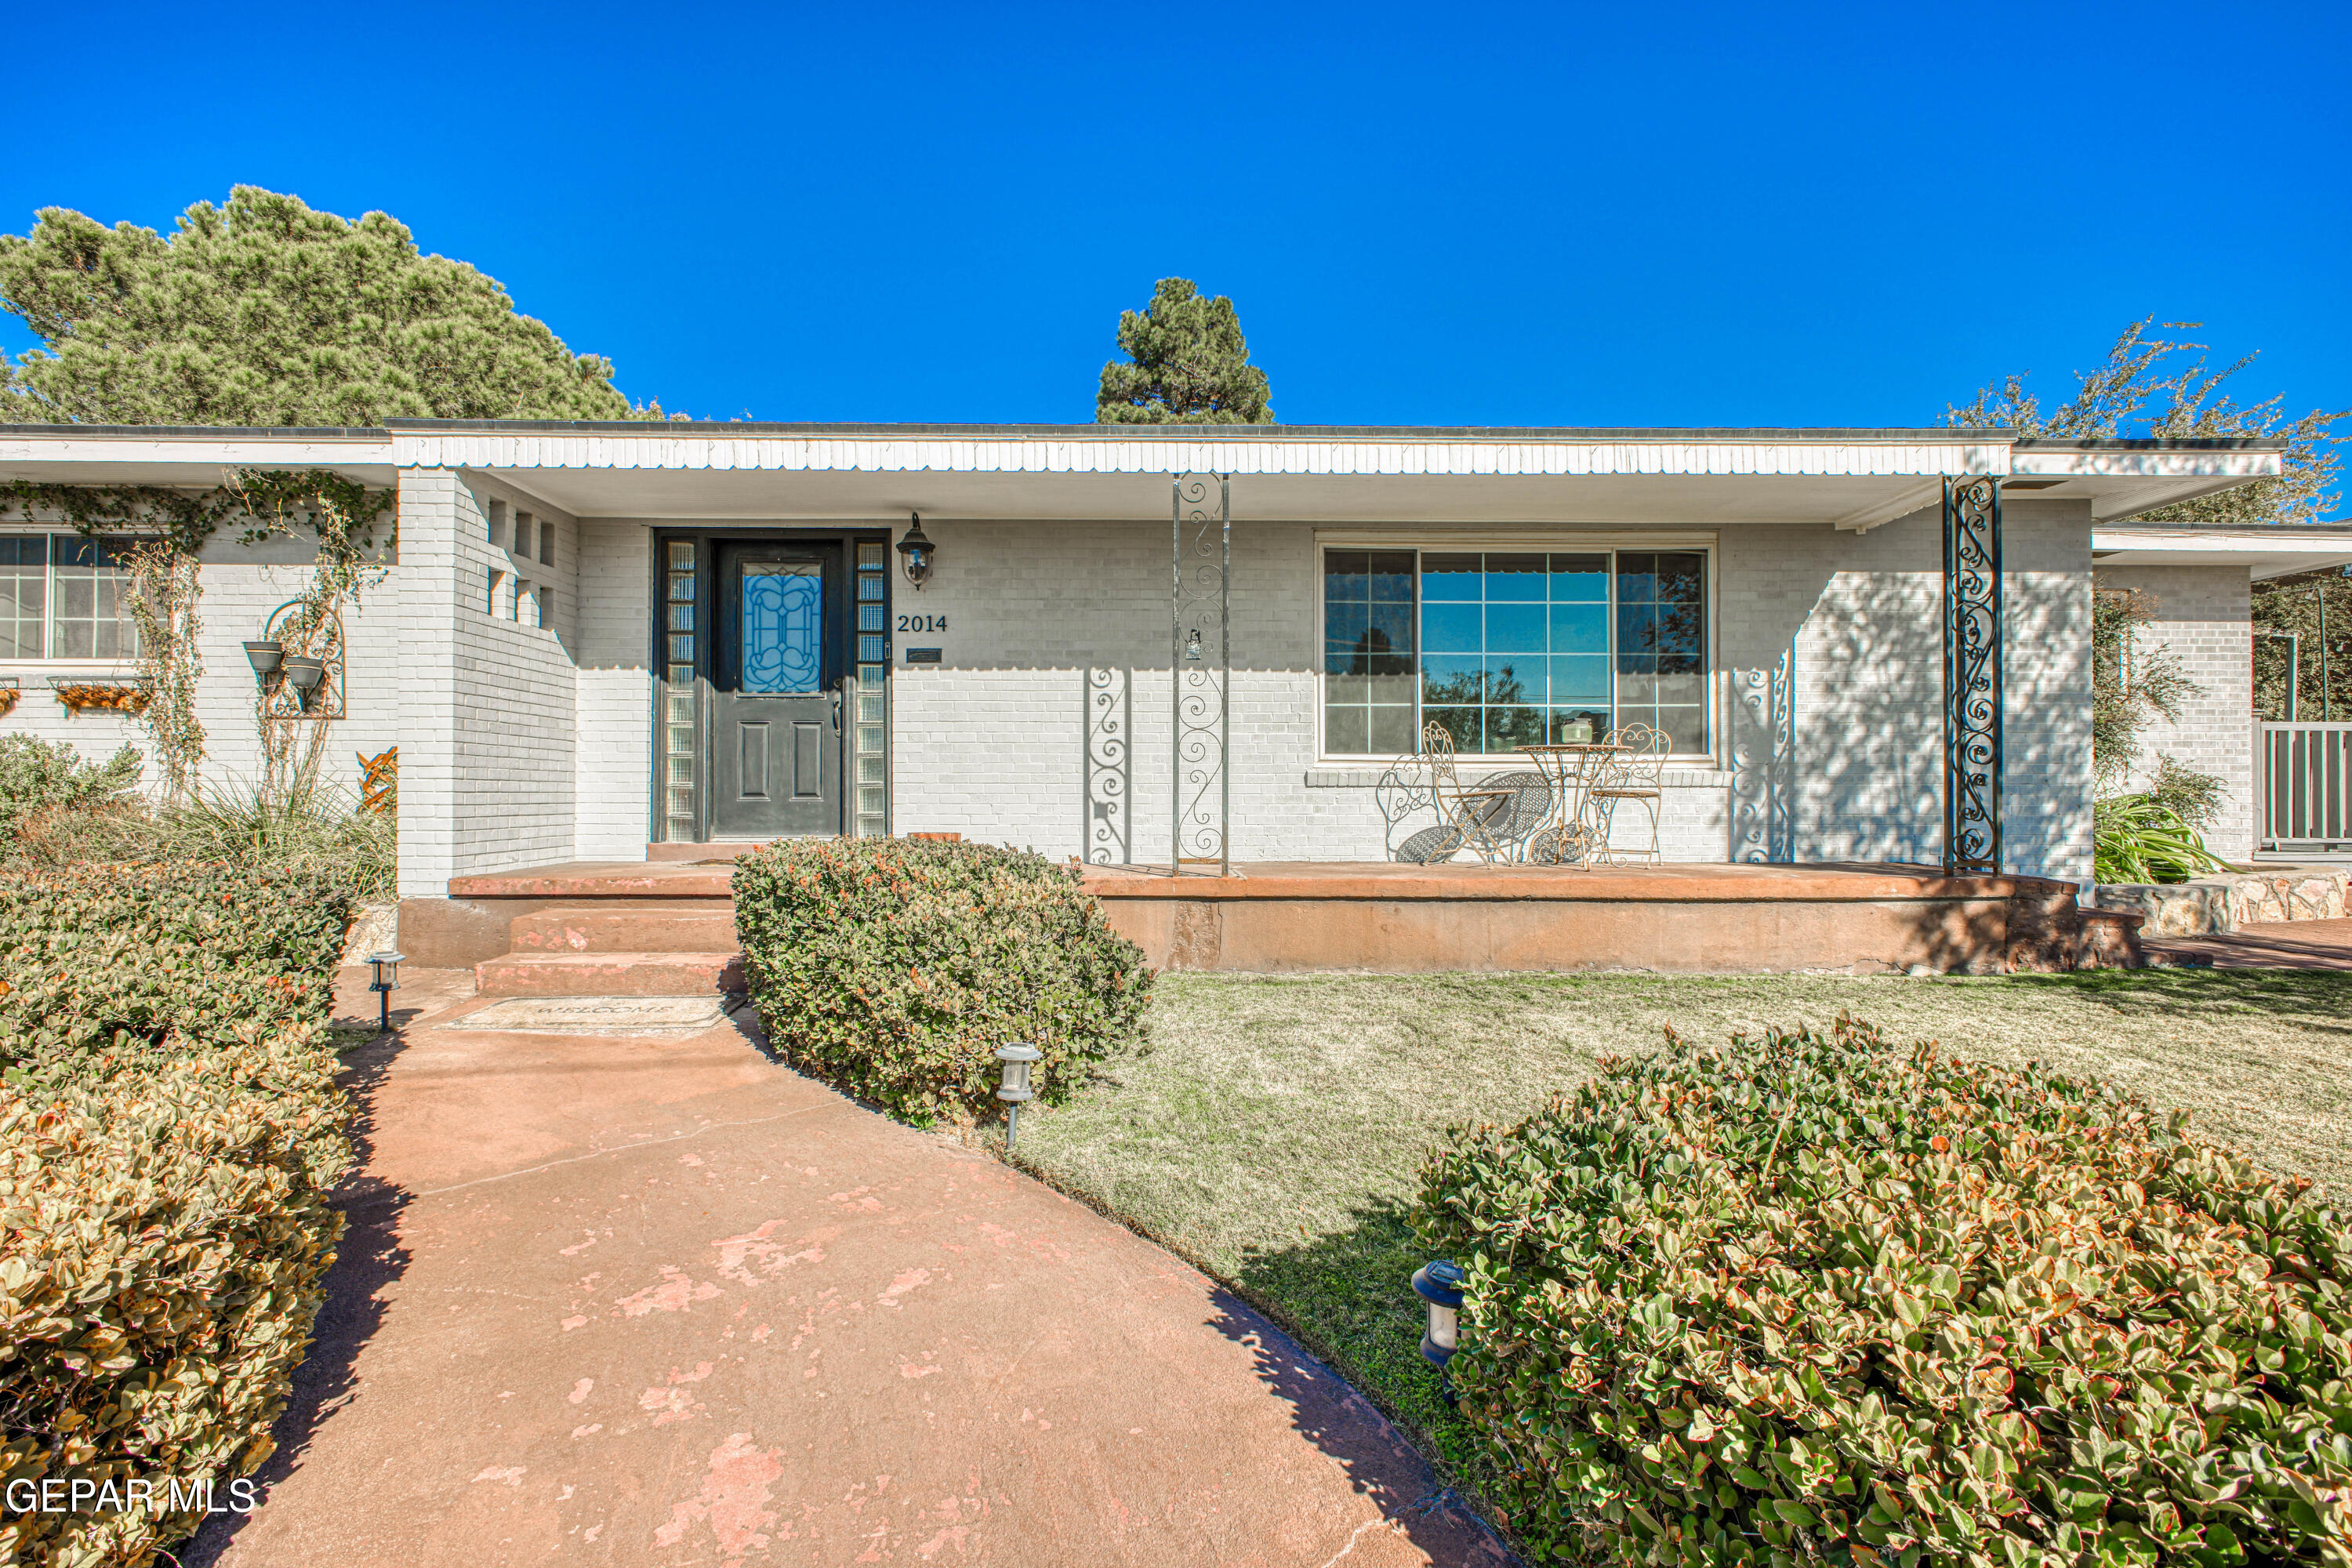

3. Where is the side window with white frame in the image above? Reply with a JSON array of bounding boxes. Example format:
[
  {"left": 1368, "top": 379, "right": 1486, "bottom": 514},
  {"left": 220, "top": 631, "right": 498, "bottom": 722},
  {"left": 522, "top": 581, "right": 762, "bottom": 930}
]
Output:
[
  {"left": 0, "top": 535, "right": 145, "bottom": 661},
  {"left": 1321, "top": 545, "right": 1708, "bottom": 757}
]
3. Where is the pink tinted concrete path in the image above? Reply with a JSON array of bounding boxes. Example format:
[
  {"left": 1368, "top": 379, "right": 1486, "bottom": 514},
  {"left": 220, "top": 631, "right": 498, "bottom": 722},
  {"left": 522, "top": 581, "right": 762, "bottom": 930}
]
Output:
[
  {"left": 2143, "top": 916, "right": 2352, "bottom": 971},
  {"left": 189, "top": 972, "right": 1511, "bottom": 1568}
]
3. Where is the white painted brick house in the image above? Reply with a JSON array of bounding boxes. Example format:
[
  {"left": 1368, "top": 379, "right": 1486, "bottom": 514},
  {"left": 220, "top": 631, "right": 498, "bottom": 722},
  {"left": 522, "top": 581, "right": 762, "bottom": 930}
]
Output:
[{"left": 2, "top": 422, "right": 2344, "bottom": 945}]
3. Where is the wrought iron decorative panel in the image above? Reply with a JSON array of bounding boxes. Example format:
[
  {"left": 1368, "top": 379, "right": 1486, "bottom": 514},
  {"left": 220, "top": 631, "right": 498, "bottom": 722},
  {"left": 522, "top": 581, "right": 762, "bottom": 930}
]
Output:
[
  {"left": 1085, "top": 665, "right": 1131, "bottom": 865},
  {"left": 1172, "top": 474, "right": 1230, "bottom": 874},
  {"left": 1942, "top": 476, "right": 2002, "bottom": 875},
  {"left": 1730, "top": 644, "right": 1794, "bottom": 863}
]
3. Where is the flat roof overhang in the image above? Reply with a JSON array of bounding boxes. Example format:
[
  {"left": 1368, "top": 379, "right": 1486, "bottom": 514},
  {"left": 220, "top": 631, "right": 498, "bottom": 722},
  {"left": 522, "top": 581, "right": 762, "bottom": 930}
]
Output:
[
  {"left": 2091, "top": 522, "right": 2352, "bottom": 580},
  {"left": 0, "top": 422, "right": 2285, "bottom": 529}
]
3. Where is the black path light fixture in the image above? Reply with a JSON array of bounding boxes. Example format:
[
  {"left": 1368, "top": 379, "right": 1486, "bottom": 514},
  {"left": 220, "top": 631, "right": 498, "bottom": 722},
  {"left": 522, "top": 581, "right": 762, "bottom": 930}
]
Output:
[
  {"left": 1411, "top": 1258, "right": 1468, "bottom": 1399},
  {"left": 365, "top": 949, "right": 405, "bottom": 1034},
  {"left": 994, "top": 1041, "right": 1041, "bottom": 1149},
  {"left": 896, "top": 512, "right": 936, "bottom": 590}
]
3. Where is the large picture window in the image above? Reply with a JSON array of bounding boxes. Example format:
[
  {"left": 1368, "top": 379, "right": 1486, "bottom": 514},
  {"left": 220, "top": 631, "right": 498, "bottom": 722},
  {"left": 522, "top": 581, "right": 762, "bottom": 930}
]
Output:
[
  {"left": 0, "top": 535, "right": 143, "bottom": 661},
  {"left": 1321, "top": 546, "right": 1708, "bottom": 757}
]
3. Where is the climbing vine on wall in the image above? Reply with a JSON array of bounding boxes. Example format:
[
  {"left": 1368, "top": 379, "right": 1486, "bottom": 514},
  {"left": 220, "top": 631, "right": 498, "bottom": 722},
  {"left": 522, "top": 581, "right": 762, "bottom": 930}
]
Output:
[{"left": 2, "top": 473, "right": 394, "bottom": 801}]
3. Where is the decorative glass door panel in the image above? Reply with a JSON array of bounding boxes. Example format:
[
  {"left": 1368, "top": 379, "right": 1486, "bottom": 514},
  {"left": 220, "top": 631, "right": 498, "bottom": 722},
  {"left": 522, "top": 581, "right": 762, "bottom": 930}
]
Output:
[{"left": 742, "top": 563, "right": 822, "bottom": 694}]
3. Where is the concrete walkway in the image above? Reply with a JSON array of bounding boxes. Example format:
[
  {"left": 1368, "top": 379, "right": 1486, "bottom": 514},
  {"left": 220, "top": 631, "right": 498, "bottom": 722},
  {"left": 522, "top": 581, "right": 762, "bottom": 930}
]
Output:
[{"left": 191, "top": 975, "right": 1508, "bottom": 1567}]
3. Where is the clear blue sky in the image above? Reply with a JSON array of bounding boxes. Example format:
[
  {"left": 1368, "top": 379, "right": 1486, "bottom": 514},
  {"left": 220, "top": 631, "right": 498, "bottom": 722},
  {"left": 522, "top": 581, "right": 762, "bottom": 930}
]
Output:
[{"left": 4, "top": 0, "right": 2346, "bottom": 447}]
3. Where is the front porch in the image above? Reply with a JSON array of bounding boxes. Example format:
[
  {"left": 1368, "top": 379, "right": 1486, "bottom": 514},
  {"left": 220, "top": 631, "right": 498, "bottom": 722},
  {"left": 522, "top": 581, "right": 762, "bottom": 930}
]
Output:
[{"left": 412, "top": 857, "right": 2143, "bottom": 982}]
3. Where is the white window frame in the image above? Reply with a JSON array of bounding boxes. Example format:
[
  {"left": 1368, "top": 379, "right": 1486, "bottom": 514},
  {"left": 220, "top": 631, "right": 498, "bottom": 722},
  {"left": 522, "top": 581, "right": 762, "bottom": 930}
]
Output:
[
  {"left": 1312, "top": 531, "right": 1720, "bottom": 765},
  {"left": 0, "top": 530, "right": 150, "bottom": 667}
]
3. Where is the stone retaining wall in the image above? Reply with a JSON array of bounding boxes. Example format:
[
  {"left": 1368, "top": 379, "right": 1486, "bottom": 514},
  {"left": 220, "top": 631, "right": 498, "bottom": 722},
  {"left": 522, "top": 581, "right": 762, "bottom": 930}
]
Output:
[{"left": 2090, "top": 868, "right": 2350, "bottom": 937}]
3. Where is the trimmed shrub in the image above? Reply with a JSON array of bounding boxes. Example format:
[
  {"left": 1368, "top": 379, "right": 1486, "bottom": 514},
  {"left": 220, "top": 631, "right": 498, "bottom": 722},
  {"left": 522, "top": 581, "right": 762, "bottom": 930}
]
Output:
[
  {"left": 1416, "top": 1015, "right": 2352, "bottom": 1568},
  {"left": 0, "top": 864, "right": 351, "bottom": 1092},
  {"left": 0, "top": 865, "right": 352, "bottom": 1566},
  {"left": 735, "top": 837, "right": 1152, "bottom": 1120}
]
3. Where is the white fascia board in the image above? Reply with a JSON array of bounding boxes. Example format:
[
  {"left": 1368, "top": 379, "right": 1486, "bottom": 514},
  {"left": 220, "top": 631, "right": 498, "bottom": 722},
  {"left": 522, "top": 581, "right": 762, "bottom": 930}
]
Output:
[
  {"left": 2092, "top": 526, "right": 2352, "bottom": 579},
  {"left": 2011, "top": 448, "right": 2281, "bottom": 481},
  {"left": 394, "top": 430, "right": 2013, "bottom": 481},
  {"left": 0, "top": 432, "right": 394, "bottom": 469}
]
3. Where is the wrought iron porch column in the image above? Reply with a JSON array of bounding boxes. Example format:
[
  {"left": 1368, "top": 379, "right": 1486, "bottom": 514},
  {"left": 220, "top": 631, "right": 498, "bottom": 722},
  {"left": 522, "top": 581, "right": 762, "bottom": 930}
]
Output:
[
  {"left": 1172, "top": 474, "right": 1231, "bottom": 875},
  {"left": 1941, "top": 475, "right": 2002, "bottom": 874}
]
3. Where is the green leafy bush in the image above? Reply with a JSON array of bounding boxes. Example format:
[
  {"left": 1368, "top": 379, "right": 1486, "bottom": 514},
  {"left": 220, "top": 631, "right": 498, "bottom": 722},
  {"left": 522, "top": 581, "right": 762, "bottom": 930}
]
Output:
[
  {"left": 0, "top": 864, "right": 353, "bottom": 1566},
  {"left": 2094, "top": 792, "right": 2230, "bottom": 884},
  {"left": 734, "top": 837, "right": 1152, "bottom": 1120},
  {"left": 0, "top": 736, "right": 141, "bottom": 843},
  {"left": 1416, "top": 1015, "right": 2352, "bottom": 1568},
  {"left": 0, "top": 863, "right": 352, "bottom": 1091}
]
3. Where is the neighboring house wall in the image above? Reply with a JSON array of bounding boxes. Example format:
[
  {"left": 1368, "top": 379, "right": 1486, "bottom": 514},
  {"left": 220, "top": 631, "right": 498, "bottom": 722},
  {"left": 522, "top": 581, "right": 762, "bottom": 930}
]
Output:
[
  {"left": 394, "top": 469, "right": 582, "bottom": 898},
  {"left": 2089, "top": 563, "right": 2254, "bottom": 862}
]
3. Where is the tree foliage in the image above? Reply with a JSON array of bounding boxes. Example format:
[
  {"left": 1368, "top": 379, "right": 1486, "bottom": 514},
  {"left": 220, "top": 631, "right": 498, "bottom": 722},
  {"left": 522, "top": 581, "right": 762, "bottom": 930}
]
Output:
[
  {"left": 1947, "top": 317, "right": 2345, "bottom": 528},
  {"left": 1096, "top": 278, "right": 1274, "bottom": 425},
  {"left": 0, "top": 187, "right": 666, "bottom": 426},
  {"left": 2253, "top": 569, "right": 2352, "bottom": 721}
]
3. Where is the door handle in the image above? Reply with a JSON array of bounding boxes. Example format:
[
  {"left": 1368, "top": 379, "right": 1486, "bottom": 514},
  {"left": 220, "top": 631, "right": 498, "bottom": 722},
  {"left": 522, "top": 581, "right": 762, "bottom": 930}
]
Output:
[{"left": 829, "top": 685, "right": 844, "bottom": 735}]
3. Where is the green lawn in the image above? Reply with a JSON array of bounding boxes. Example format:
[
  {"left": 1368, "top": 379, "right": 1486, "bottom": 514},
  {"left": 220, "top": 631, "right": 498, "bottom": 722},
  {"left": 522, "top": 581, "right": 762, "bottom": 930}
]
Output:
[{"left": 1009, "top": 968, "right": 2352, "bottom": 1497}]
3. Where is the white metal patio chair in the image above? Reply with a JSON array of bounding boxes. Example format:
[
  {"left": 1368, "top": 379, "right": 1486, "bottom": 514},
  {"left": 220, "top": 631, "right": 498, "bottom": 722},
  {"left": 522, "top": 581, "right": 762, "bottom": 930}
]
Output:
[
  {"left": 1587, "top": 724, "right": 1669, "bottom": 866},
  {"left": 1421, "top": 721, "right": 1515, "bottom": 866}
]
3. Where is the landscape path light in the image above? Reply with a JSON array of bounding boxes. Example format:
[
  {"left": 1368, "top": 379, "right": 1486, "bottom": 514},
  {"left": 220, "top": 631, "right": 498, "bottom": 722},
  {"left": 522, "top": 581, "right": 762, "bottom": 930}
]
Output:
[
  {"left": 995, "top": 1042, "right": 1041, "bottom": 1150},
  {"left": 1412, "top": 1259, "right": 1467, "bottom": 1382},
  {"left": 366, "top": 950, "right": 405, "bottom": 1034}
]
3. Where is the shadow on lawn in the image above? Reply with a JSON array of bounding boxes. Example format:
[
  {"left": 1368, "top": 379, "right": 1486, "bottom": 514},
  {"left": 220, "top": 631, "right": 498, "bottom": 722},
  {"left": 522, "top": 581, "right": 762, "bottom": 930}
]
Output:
[
  {"left": 182, "top": 1018, "right": 419, "bottom": 1566},
  {"left": 1208, "top": 1198, "right": 1523, "bottom": 1566},
  {"left": 2009, "top": 966, "right": 2352, "bottom": 1033}
]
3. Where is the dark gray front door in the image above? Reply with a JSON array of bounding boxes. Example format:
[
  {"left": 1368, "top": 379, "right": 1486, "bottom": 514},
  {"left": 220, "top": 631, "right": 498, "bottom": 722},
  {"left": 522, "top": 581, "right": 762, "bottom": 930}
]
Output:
[{"left": 711, "top": 541, "right": 841, "bottom": 839}]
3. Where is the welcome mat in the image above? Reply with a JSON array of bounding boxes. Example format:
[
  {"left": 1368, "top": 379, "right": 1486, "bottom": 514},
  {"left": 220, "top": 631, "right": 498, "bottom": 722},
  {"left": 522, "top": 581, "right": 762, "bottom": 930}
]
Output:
[{"left": 435, "top": 997, "right": 738, "bottom": 1036}]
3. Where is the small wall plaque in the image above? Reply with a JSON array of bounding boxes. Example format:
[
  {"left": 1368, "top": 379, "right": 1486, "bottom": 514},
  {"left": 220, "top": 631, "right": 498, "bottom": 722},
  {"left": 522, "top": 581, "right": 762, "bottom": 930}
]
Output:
[{"left": 905, "top": 648, "right": 942, "bottom": 665}]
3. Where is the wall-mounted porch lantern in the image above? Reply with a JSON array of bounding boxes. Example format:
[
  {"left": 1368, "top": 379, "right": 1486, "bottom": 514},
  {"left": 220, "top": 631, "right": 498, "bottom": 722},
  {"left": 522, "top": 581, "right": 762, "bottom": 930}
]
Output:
[
  {"left": 366, "top": 949, "right": 405, "bottom": 1033},
  {"left": 244, "top": 640, "right": 284, "bottom": 688},
  {"left": 896, "top": 513, "right": 935, "bottom": 590},
  {"left": 1411, "top": 1259, "right": 1466, "bottom": 1377},
  {"left": 995, "top": 1041, "right": 1041, "bottom": 1149}
]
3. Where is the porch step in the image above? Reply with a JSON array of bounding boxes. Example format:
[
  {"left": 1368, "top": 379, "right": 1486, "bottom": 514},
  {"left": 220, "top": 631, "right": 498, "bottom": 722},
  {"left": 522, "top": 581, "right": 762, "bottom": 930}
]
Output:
[
  {"left": 476, "top": 950, "right": 746, "bottom": 998},
  {"left": 509, "top": 908, "right": 741, "bottom": 954}
]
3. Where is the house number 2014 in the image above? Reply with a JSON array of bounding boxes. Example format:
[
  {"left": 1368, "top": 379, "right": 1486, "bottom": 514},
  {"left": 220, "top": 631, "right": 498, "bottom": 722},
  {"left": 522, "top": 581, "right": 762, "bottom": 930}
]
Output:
[{"left": 897, "top": 614, "right": 946, "bottom": 633}]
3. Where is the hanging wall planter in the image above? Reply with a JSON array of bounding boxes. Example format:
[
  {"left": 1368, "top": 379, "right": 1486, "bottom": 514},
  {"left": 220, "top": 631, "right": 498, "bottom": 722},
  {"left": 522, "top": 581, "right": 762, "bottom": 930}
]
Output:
[
  {"left": 0, "top": 678, "right": 17, "bottom": 717},
  {"left": 49, "top": 677, "right": 151, "bottom": 714}
]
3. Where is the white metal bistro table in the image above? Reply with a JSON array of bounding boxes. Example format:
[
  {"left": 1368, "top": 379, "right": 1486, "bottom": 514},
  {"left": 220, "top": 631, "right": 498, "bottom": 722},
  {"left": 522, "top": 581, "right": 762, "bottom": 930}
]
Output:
[{"left": 1515, "top": 742, "right": 1628, "bottom": 866}]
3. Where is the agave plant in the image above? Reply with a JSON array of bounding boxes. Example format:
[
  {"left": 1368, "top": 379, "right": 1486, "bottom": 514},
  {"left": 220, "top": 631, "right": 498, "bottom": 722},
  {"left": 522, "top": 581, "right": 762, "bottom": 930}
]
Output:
[{"left": 2092, "top": 791, "right": 2227, "bottom": 884}]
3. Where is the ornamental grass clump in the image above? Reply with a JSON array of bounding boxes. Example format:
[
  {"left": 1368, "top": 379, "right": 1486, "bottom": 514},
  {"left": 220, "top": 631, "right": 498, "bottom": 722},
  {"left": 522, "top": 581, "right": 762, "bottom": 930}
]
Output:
[
  {"left": 0, "top": 863, "right": 354, "bottom": 1566},
  {"left": 1415, "top": 1014, "right": 2352, "bottom": 1568},
  {"left": 733, "top": 837, "right": 1152, "bottom": 1121}
]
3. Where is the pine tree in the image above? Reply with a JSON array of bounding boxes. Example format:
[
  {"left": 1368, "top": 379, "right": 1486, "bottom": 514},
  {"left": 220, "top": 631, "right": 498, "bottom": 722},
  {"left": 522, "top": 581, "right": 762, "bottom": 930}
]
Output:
[
  {"left": 1096, "top": 278, "right": 1274, "bottom": 425},
  {"left": 0, "top": 187, "right": 665, "bottom": 425}
]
